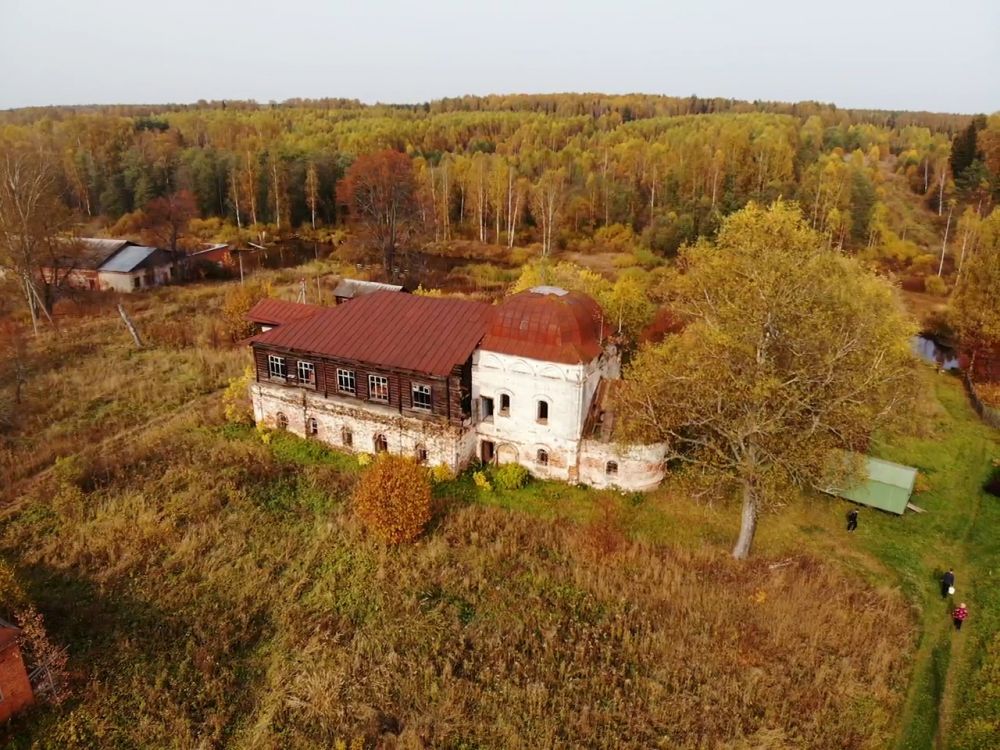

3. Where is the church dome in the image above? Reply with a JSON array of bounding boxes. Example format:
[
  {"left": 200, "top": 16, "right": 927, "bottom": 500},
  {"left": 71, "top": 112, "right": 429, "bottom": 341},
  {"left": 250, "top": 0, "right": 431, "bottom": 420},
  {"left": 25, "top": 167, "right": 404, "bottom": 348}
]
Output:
[{"left": 480, "top": 286, "right": 606, "bottom": 364}]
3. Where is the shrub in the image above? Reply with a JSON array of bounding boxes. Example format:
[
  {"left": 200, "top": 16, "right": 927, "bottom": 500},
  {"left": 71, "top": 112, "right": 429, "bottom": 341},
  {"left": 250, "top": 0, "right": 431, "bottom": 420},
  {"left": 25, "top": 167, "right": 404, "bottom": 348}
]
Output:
[
  {"left": 430, "top": 463, "right": 455, "bottom": 483},
  {"left": 924, "top": 275, "right": 948, "bottom": 296},
  {"left": 913, "top": 472, "right": 932, "bottom": 494},
  {"left": 473, "top": 470, "right": 493, "bottom": 493},
  {"left": 222, "top": 366, "right": 254, "bottom": 424},
  {"left": 353, "top": 453, "right": 432, "bottom": 543},
  {"left": 221, "top": 280, "right": 270, "bottom": 342},
  {"left": 594, "top": 223, "right": 637, "bottom": 251},
  {"left": 492, "top": 462, "right": 530, "bottom": 491},
  {"left": 910, "top": 254, "right": 939, "bottom": 274}
]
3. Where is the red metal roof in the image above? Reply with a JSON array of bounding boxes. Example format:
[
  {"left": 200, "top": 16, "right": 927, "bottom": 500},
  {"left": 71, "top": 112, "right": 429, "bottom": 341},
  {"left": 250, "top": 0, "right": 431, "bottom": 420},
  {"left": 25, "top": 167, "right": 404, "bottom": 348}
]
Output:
[
  {"left": 246, "top": 298, "right": 326, "bottom": 327},
  {"left": 479, "top": 287, "right": 605, "bottom": 364},
  {"left": 251, "top": 292, "right": 492, "bottom": 376}
]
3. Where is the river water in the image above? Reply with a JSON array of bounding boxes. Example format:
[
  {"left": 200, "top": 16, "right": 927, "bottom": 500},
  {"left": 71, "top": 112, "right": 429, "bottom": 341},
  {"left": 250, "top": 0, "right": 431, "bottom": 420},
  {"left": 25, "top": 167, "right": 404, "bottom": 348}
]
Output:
[{"left": 912, "top": 335, "right": 960, "bottom": 371}]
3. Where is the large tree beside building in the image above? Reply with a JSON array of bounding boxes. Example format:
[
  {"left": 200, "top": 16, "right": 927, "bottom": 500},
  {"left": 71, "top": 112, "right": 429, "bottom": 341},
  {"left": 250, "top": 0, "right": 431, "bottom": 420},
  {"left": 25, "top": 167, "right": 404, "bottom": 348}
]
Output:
[
  {"left": 337, "top": 149, "right": 417, "bottom": 277},
  {"left": 614, "top": 201, "right": 916, "bottom": 559}
]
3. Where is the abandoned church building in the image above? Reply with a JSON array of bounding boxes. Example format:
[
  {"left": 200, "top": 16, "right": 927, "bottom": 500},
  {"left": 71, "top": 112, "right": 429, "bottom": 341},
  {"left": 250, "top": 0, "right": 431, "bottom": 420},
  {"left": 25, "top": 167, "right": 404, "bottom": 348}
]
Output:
[{"left": 247, "top": 287, "right": 666, "bottom": 491}]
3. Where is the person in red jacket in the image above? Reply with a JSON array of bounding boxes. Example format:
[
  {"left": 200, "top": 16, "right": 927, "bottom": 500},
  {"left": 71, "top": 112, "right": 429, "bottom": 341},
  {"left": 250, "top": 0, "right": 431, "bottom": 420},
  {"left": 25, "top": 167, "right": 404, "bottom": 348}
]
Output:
[{"left": 953, "top": 603, "right": 968, "bottom": 631}]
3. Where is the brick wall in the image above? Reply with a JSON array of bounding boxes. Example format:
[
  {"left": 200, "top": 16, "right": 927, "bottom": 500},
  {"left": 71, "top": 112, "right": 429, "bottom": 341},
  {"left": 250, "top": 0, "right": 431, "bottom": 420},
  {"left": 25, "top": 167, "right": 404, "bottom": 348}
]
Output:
[
  {"left": 0, "top": 642, "right": 34, "bottom": 722},
  {"left": 252, "top": 381, "right": 477, "bottom": 472}
]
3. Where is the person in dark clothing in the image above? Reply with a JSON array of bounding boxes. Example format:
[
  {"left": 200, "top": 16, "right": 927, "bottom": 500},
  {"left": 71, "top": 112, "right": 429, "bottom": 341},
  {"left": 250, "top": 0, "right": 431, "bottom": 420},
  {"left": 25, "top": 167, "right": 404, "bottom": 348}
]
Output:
[
  {"left": 941, "top": 568, "right": 955, "bottom": 598},
  {"left": 953, "top": 603, "right": 968, "bottom": 631},
  {"left": 846, "top": 509, "right": 859, "bottom": 532}
]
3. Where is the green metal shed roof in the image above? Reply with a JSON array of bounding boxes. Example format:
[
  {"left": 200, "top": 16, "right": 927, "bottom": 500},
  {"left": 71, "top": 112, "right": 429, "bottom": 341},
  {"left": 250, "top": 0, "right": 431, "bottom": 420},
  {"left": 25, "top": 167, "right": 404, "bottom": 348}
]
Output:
[{"left": 827, "top": 456, "right": 918, "bottom": 515}]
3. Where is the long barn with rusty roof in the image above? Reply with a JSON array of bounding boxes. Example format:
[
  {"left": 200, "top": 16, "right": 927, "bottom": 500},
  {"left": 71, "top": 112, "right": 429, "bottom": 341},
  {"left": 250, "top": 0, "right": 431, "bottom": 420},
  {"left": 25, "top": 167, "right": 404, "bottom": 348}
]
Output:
[{"left": 247, "top": 287, "right": 666, "bottom": 490}]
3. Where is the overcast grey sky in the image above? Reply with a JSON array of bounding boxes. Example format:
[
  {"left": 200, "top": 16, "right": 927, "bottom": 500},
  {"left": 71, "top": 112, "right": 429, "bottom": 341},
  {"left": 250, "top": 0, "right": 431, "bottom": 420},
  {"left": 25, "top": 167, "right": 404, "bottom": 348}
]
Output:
[{"left": 2, "top": 0, "right": 998, "bottom": 113}]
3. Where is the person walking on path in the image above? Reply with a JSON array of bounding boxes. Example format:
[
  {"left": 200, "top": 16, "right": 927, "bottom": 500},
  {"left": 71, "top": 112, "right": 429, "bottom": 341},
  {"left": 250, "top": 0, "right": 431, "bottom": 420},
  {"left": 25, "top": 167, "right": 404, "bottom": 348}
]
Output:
[
  {"left": 846, "top": 508, "right": 859, "bottom": 532},
  {"left": 941, "top": 568, "right": 955, "bottom": 599},
  {"left": 953, "top": 603, "right": 968, "bottom": 631}
]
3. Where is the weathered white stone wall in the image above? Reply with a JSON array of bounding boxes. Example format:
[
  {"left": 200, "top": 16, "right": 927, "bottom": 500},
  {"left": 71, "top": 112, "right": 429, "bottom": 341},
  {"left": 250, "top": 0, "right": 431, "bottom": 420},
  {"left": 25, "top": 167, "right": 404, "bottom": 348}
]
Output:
[
  {"left": 579, "top": 439, "right": 667, "bottom": 492},
  {"left": 97, "top": 263, "right": 175, "bottom": 292},
  {"left": 98, "top": 271, "right": 142, "bottom": 293},
  {"left": 471, "top": 346, "right": 621, "bottom": 482},
  {"left": 251, "top": 381, "right": 476, "bottom": 472}
]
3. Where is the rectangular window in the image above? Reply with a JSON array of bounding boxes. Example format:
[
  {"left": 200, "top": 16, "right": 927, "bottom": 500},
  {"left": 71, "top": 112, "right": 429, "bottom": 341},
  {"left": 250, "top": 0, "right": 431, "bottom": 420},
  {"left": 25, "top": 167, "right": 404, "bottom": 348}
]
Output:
[
  {"left": 267, "top": 354, "right": 287, "bottom": 379},
  {"left": 297, "top": 361, "right": 316, "bottom": 386},
  {"left": 412, "top": 383, "right": 432, "bottom": 411},
  {"left": 368, "top": 374, "right": 389, "bottom": 403},
  {"left": 481, "top": 396, "right": 494, "bottom": 421},
  {"left": 337, "top": 368, "right": 356, "bottom": 394}
]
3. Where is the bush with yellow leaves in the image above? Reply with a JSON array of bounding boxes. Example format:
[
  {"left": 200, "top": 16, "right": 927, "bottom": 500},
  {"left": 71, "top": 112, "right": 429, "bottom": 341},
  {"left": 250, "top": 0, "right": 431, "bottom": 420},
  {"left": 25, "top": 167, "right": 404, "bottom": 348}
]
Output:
[{"left": 353, "top": 453, "right": 432, "bottom": 543}]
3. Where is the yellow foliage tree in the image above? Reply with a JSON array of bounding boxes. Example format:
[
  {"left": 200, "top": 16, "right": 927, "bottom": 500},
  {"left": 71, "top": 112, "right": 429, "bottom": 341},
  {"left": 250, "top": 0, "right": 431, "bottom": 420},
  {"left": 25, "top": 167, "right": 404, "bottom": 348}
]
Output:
[
  {"left": 615, "top": 201, "right": 917, "bottom": 559},
  {"left": 221, "top": 280, "right": 271, "bottom": 342},
  {"left": 353, "top": 453, "right": 432, "bottom": 543}
]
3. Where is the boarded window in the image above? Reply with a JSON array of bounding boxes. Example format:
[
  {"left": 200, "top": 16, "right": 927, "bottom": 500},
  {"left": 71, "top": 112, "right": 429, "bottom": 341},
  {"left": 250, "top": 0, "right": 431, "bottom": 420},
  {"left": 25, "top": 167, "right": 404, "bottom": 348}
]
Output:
[
  {"left": 268, "top": 355, "right": 287, "bottom": 379},
  {"left": 536, "top": 449, "right": 548, "bottom": 466},
  {"left": 412, "top": 383, "right": 432, "bottom": 411},
  {"left": 307, "top": 417, "right": 319, "bottom": 436},
  {"left": 537, "top": 400, "right": 549, "bottom": 423},
  {"left": 341, "top": 426, "right": 353, "bottom": 447},
  {"left": 499, "top": 393, "right": 511, "bottom": 416},
  {"left": 337, "top": 368, "right": 356, "bottom": 394},
  {"left": 276, "top": 412, "right": 288, "bottom": 430},
  {"left": 297, "top": 361, "right": 316, "bottom": 385},
  {"left": 606, "top": 461, "right": 618, "bottom": 476},
  {"left": 369, "top": 375, "right": 389, "bottom": 403},
  {"left": 374, "top": 434, "right": 388, "bottom": 453}
]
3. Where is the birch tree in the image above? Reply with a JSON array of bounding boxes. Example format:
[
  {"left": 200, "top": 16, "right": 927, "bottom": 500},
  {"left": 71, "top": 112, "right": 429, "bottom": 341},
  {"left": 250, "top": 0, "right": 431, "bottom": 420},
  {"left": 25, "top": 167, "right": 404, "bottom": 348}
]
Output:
[{"left": 531, "top": 168, "right": 567, "bottom": 257}]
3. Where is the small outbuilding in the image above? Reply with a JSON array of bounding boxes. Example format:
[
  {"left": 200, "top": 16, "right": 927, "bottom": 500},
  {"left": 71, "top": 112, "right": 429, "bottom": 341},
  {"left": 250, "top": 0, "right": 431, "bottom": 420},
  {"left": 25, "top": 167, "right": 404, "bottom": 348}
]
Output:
[
  {"left": 826, "top": 455, "right": 918, "bottom": 515},
  {"left": 0, "top": 620, "right": 34, "bottom": 722},
  {"left": 332, "top": 279, "right": 406, "bottom": 305}
]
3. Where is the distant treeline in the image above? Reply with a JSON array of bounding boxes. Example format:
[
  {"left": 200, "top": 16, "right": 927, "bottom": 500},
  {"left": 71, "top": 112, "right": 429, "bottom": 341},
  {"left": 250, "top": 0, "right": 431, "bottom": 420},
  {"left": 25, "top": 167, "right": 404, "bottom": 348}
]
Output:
[{"left": 0, "top": 94, "right": 996, "bottom": 257}]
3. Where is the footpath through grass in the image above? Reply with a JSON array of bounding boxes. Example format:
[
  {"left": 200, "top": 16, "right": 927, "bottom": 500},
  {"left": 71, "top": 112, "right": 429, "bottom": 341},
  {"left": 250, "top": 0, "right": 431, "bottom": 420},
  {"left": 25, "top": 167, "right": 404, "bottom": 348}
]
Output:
[{"left": 854, "top": 375, "right": 999, "bottom": 750}]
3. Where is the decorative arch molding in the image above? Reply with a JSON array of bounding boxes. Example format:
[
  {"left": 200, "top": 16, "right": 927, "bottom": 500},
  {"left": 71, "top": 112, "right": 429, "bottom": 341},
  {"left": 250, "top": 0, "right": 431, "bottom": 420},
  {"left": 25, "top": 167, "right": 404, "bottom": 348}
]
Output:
[
  {"left": 538, "top": 365, "right": 565, "bottom": 380},
  {"left": 509, "top": 359, "right": 534, "bottom": 376},
  {"left": 496, "top": 442, "right": 519, "bottom": 464},
  {"left": 479, "top": 353, "right": 505, "bottom": 370}
]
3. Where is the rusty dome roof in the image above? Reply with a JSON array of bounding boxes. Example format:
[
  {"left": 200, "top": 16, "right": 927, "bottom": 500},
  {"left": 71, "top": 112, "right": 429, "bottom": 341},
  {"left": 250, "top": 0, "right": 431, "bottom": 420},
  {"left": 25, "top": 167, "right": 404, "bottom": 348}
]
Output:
[{"left": 480, "top": 287, "right": 606, "bottom": 364}]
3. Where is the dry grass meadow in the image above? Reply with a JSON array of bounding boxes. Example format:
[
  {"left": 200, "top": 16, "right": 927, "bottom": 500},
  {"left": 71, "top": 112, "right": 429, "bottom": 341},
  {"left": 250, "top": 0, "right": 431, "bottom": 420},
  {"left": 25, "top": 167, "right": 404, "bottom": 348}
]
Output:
[{"left": 0, "top": 265, "right": 996, "bottom": 749}]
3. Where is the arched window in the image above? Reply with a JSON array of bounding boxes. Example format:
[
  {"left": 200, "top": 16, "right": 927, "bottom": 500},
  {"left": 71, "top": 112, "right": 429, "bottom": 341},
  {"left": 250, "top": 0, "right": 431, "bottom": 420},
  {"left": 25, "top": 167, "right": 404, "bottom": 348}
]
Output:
[
  {"left": 606, "top": 460, "right": 618, "bottom": 476},
  {"left": 536, "top": 449, "right": 549, "bottom": 466},
  {"left": 415, "top": 444, "right": 428, "bottom": 464},
  {"left": 536, "top": 400, "right": 549, "bottom": 423},
  {"left": 307, "top": 417, "right": 319, "bottom": 437},
  {"left": 499, "top": 393, "right": 511, "bottom": 416},
  {"left": 275, "top": 412, "right": 288, "bottom": 430},
  {"left": 341, "top": 426, "right": 353, "bottom": 447},
  {"left": 374, "top": 434, "right": 388, "bottom": 453}
]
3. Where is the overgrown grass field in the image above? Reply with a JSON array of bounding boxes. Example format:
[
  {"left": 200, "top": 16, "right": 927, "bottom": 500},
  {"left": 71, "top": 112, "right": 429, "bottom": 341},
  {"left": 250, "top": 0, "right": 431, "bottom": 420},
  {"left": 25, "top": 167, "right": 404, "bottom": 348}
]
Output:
[{"left": 0, "top": 275, "right": 996, "bottom": 748}]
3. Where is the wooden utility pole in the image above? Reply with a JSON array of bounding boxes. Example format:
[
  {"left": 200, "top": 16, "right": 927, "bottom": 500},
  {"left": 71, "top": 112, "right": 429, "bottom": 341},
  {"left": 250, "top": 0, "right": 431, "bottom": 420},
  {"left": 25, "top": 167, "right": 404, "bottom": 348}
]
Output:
[{"left": 117, "top": 304, "right": 144, "bottom": 348}]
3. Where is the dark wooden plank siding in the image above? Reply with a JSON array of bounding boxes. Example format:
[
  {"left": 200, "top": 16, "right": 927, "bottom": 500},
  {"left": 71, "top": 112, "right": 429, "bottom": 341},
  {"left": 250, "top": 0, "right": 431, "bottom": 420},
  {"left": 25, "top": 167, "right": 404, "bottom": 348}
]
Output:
[{"left": 254, "top": 345, "right": 462, "bottom": 423}]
